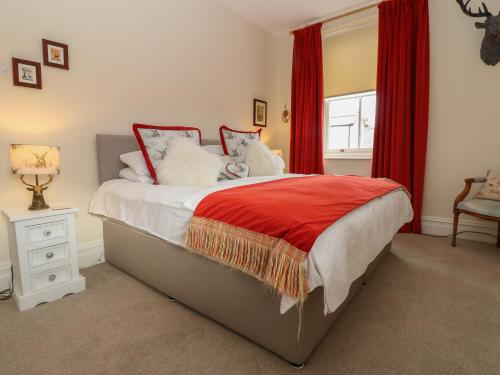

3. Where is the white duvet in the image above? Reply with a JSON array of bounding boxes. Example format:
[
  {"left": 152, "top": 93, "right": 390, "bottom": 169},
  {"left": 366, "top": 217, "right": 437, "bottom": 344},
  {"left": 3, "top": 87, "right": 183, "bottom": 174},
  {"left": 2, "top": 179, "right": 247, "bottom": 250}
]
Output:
[{"left": 89, "top": 175, "right": 413, "bottom": 314}]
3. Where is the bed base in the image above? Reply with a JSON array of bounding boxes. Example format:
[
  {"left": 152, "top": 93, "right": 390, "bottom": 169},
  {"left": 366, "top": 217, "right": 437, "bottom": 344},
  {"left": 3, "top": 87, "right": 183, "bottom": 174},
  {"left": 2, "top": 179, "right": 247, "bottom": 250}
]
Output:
[{"left": 103, "top": 219, "right": 391, "bottom": 365}]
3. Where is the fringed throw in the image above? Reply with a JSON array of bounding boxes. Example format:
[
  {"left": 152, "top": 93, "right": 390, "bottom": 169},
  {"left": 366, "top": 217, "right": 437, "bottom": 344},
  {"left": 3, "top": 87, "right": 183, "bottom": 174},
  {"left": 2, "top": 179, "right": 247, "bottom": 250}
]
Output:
[{"left": 184, "top": 175, "right": 405, "bottom": 303}]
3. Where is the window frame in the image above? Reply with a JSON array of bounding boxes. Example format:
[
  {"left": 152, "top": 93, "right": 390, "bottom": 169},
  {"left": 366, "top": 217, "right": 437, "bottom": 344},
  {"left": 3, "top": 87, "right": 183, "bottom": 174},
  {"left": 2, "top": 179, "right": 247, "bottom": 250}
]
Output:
[{"left": 324, "top": 90, "right": 376, "bottom": 160}]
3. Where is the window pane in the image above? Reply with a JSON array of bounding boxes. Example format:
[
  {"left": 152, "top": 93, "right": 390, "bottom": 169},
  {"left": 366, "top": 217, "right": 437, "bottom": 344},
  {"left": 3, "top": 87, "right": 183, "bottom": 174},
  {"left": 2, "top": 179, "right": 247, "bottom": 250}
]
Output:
[
  {"left": 325, "top": 91, "right": 376, "bottom": 152},
  {"left": 360, "top": 94, "right": 376, "bottom": 149},
  {"left": 329, "top": 126, "right": 348, "bottom": 149},
  {"left": 327, "top": 97, "right": 360, "bottom": 150},
  {"left": 329, "top": 97, "right": 359, "bottom": 117}
]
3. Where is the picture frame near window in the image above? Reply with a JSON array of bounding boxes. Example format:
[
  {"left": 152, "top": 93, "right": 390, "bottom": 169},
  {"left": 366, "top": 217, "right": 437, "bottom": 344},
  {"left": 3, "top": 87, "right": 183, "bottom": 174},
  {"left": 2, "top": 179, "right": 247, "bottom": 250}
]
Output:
[
  {"left": 12, "top": 58, "right": 42, "bottom": 89},
  {"left": 42, "top": 39, "right": 69, "bottom": 70},
  {"left": 253, "top": 99, "right": 267, "bottom": 127}
]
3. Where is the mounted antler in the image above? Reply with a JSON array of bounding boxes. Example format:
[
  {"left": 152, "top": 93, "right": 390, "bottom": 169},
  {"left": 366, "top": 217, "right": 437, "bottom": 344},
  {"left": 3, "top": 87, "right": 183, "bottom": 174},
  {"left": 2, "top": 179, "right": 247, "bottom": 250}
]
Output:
[
  {"left": 457, "top": 0, "right": 492, "bottom": 17},
  {"left": 456, "top": 0, "right": 500, "bottom": 66}
]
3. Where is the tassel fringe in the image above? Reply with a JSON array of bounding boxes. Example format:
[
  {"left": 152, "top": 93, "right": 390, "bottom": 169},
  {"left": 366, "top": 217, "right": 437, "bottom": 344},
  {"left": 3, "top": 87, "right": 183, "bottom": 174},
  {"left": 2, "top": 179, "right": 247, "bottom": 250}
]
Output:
[{"left": 185, "top": 217, "right": 309, "bottom": 304}]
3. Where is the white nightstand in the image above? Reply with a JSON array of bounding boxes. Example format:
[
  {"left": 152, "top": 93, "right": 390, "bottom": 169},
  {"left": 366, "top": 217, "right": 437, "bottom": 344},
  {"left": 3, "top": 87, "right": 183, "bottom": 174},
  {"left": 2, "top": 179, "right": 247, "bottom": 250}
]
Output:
[{"left": 3, "top": 207, "right": 86, "bottom": 311}]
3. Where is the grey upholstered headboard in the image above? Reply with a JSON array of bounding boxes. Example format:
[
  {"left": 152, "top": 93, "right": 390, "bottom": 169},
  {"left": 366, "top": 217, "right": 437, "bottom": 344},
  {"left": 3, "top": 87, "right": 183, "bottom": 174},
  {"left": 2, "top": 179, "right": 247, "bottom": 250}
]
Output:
[{"left": 96, "top": 134, "right": 220, "bottom": 184}]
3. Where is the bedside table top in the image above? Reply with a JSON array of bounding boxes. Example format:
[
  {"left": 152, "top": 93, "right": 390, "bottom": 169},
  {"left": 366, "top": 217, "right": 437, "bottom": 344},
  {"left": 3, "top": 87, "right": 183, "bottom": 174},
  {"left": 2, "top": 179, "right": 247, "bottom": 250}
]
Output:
[{"left": 2, "top": 207, "right": 79, "bottom": 222}]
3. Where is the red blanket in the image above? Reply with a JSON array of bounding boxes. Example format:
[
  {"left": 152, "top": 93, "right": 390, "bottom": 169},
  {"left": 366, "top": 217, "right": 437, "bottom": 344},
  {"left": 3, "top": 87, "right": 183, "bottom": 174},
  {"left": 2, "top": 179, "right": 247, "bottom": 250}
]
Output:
[{"left": 186, "top": 175, "right": 404, "bottom": 302}]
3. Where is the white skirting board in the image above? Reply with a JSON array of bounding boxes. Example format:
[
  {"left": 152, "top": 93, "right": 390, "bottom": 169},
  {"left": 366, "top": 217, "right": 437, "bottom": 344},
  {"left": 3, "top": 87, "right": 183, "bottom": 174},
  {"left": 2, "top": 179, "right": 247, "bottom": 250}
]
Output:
[
  {"left": 77, "top": 240, "right": 106, "bottom": 269},
  {"left": 422, "top": 216, "right": 497, "bottom": 244},
  {"left": 0, "top": 241, "right": 105, "bottom": 292}
]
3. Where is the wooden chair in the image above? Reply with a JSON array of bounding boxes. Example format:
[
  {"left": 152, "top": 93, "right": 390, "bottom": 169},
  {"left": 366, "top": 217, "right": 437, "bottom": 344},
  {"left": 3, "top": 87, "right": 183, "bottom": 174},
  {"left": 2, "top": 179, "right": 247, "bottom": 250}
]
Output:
[{"left": 452, "top": 177, "right": 500, "bottom": 248}]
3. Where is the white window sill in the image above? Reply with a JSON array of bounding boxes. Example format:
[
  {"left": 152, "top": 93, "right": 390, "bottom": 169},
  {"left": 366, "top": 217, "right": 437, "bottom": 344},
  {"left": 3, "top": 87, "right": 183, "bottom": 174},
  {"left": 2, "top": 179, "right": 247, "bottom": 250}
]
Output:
[{"left": 324, "top": 153, "right": 373, "bottom": 160}]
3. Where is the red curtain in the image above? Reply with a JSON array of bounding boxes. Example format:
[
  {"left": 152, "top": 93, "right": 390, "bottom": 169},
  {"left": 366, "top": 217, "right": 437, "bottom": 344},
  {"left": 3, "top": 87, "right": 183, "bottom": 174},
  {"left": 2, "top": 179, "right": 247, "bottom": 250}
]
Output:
[
  {"left": 372, "top": 0, "right": 430, "bottom": 233},
  {"left": 290, "top": 23, "right": 325, "bottom": 175}
]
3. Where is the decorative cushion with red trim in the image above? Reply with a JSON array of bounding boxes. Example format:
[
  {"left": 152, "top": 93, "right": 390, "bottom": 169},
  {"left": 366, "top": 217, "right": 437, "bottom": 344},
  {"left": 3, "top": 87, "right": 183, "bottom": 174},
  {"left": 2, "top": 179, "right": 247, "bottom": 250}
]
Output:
[
  {"left": 219, "top": 125, "right": 262, "bottom": 162},
  {"left": 133, "top": 124, "right": 202, "bottom": 183}
]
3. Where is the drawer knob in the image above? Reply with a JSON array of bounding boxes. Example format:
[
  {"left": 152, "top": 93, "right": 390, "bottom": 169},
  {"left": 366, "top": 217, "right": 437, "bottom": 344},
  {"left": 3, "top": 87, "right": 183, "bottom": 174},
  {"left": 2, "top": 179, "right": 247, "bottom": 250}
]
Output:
[
  {"left": 46, "top": 251, "right": 54, "bottom": 259},
  {"left": 48, "top": 274, "right": 56, "bottom": 282},
  {"left": 43, "top": 229, "right": 52, "bottom": 237}
]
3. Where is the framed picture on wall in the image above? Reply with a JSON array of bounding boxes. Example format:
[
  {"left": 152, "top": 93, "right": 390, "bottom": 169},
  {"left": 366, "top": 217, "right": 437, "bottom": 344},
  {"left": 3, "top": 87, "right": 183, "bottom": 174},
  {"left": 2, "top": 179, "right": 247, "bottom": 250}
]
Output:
[
  {"left": 42, "top": 39, "right": 69, "bottom": 70},
  {"left": 12, "top": 58, "right": 42, "bottom": 89},
  {"left": 253, "top": 99, "right": 267, "bottom": 127}
]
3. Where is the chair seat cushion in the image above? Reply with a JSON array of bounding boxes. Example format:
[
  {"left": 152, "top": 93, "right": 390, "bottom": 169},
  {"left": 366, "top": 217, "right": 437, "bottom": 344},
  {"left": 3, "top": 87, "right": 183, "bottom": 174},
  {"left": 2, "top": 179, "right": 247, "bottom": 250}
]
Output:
[{"left": 458, "top": 199, "right": 500, "bottom": 218}]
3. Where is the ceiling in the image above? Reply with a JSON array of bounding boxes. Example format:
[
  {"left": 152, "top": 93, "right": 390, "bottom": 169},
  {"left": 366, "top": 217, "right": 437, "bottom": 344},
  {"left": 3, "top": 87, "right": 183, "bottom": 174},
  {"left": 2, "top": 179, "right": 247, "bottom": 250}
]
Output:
[{"left": 215, "top": 0, "right": 373, "bottom": 35}]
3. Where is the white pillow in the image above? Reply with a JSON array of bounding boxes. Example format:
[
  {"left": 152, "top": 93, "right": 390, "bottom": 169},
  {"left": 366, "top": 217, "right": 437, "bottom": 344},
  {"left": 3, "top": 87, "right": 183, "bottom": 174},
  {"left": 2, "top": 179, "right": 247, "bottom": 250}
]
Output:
[
  {"left": 120, "top": 151, "right": 149, "bottom": 176},
  {"left": 119, "top": 167, "right": 154, "bottom": 184},
  {"left": 157, "top": 138, "right": 224, "bottom": 187},
  {"left": 202, "top": 145, "right": 224, "bottom": 156},
  {"left": 245, "top": 141, "right": 285, "bottom": 177}
]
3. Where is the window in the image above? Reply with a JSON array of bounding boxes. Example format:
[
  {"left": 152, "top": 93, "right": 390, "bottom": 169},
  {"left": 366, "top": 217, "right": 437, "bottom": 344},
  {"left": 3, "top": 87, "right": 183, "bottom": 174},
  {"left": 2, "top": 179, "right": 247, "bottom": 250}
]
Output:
[{"left": 325, "top": 91, "right": 376, "bottom": 158}]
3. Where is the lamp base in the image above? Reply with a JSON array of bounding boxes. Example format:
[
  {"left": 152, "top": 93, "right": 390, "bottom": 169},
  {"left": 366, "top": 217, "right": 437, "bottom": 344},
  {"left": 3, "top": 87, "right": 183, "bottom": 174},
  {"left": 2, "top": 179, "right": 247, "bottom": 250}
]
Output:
[
  {"left": 29, "top": 191, "right": 50, "bottom": 211},
  {"left": 20, "top": 175, "right": 53, "bottom": 211}
]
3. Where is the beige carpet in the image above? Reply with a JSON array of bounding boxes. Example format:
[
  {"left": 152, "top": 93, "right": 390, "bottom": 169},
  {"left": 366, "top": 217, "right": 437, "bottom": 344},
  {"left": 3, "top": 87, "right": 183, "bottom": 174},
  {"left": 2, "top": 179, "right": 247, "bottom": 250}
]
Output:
[{"left": 0, "top": 234, "right": 499, "bottom": 375}]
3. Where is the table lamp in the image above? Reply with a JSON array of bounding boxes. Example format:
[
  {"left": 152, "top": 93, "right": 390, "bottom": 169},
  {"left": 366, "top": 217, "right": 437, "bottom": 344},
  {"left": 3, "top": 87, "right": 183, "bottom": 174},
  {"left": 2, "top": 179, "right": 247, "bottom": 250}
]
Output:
[
  {"left": 10, "top": 144, "right": 60, "bottom": 211},
  {"left": 272, "top": 149, "right": 283, "bottom": 158}
]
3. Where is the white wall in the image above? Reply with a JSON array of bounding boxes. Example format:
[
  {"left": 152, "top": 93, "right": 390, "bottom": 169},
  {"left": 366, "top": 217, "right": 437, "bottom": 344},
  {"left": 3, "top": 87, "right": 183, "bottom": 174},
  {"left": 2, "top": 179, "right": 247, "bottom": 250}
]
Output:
[
  {"left": 0, "top": 0, "right": 276, "bottom": 265},
  {"left": 268, "top": 0, "right": 500, "bottom": 238},
  {"left": 268, "top": 34, "right": 293, "bottom": 169},
  {"left": 425, "top": 0, "right": 500, "bottom": 220}
]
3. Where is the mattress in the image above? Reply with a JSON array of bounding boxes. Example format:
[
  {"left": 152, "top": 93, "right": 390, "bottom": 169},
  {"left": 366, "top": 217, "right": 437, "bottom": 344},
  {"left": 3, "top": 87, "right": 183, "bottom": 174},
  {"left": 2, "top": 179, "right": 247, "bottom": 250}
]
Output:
[{"left": 89, "top": 175, "right": 413, "bottom": 314}]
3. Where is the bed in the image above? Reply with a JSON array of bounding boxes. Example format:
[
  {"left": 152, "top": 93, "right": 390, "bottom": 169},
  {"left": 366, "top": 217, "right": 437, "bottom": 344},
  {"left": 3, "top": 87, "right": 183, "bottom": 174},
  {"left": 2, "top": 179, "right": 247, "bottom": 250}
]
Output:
[{"left": 91, "top": 134, "right": 413, "bottom": 366}]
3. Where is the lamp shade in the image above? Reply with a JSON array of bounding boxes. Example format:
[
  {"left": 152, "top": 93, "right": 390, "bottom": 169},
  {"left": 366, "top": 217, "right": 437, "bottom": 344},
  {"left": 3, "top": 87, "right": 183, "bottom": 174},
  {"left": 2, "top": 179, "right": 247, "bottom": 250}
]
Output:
[
  {"left": 10, "top": 144, "right": 60, "bottom": 175},
  {"left": 272, "top": 149, "right": 283, "bottom": 158}
]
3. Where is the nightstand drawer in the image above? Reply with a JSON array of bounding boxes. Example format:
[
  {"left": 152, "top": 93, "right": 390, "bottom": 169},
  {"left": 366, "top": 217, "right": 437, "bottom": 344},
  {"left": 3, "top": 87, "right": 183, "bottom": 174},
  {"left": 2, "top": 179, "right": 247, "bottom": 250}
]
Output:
[
  {"left": 25, "top": 220, "right": 68, "bottom": 246},
  {"left": 31, "top": 266, "right": 72, "bottom": 292},
  {"left": 28, "top": 243, "right": 70, "bottom": 268}
]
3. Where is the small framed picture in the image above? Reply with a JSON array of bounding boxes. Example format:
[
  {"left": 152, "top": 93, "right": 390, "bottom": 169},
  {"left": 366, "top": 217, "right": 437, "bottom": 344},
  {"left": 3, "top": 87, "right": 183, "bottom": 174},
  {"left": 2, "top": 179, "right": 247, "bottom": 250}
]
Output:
[
  {"left": 253, "top": 99, "right": 267, "bottom": 127},
  {"left": 12, "top": 58, "right": 42, "bottom": 89},
  {"left": 42, "top": 39, "right": 69, "bottom": 70}
]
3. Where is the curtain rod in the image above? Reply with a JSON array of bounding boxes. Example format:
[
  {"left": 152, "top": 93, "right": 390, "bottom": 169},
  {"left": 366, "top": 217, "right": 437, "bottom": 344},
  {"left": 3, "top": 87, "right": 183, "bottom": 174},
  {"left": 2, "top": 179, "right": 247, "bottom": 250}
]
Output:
[{"left": 288, "top": 1, "right": 380, "bottom": 35}]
